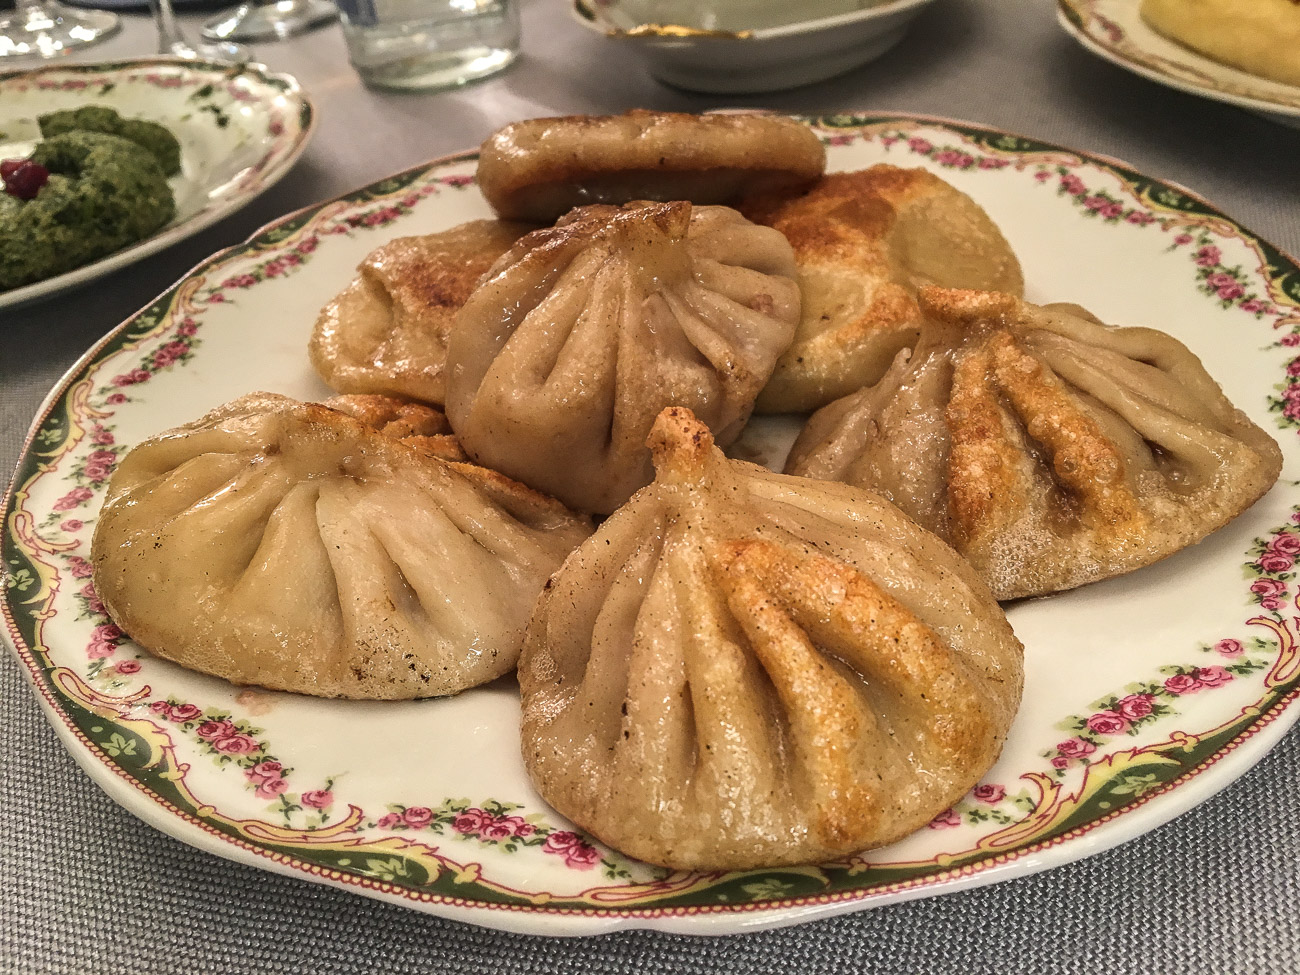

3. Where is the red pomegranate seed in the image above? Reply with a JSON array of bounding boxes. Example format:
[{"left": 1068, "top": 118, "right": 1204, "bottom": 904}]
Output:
[{"left": 3, "top": 160, "right": 50, "bottom": 200}]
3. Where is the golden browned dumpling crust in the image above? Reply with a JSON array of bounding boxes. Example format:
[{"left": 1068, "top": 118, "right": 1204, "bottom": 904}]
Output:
[
  {"left": 786, "top": 288, "right": 1284, "bottom": 600},
  {"left": 738, "top": 165, "right": 1024, "bottom": 414},
  {"left": 519, "top": 407, "right": 1024, "bottom": 871},
  {"left": 321, "top": 393, "right": 466, "bottom": 461},
  {"left": 1141, "top": 0, "right": 1300, "bottom": 88},
  {"left": 476, "top": 110, "right": 827, "bottom": 223},
  {"left": 91, "top": 393, "right": 592, "bottom": 699},
  {"left": 309, "top": 220, "right": 534, "bottom": 406},
  {"left": 445, "top": 200, "right": 800, "bottom": 515}
]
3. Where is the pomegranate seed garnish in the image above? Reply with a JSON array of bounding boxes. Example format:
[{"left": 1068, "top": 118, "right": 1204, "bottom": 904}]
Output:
[{"left": 3, "top": 160, "right": 50, "bottom": 200}]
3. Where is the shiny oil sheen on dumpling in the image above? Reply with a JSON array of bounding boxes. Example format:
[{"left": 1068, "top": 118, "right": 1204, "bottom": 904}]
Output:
[
  {"left": 445, "top": 200, "right": 801, "bottom": 515},
  {"left": 90, "top": 393, "right": 592, "bottom": 699},
  {"left": 786, "top": 288, "right": 1284, "bottom": 600},
  {"left": 518, "top": 407, "right": 1024, "bottom": 871}
]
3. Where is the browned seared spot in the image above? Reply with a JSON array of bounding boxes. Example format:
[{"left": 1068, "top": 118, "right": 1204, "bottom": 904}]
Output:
[
  {"left": 322, "top": 393, "right": 452, "bottom": 439},
  {"left": 309, "top": 219, "right": 534, "bottom": 406},
  {"left": 739, "top": 166, "right": 933, "bottom": 233},
  {"left": 364, "top": 222, "right": 535, "bottom": 313},
  {"left": 711, "top": 537, "right": 995, "bottom": 848},
  {"left": 647, "top": 406, "right": 717, "bottom": 482},
  {"left": 989, "top": 331, "right": 1144, "bottom": 538},
  {"left": 710, "top": 538, "right": 876, "bottom": 849},
  {"left": 946, "top": 340, "right": 1026, "bottom": 547},
  {"left": 918, "top": 286, "right": 1018, "bottom": 328},
  {"left": 375, "top": 243, "right": 494, "bottom": 310},
  {"left": 744, "top": 171, "right": 1023, "bottom": 414}
]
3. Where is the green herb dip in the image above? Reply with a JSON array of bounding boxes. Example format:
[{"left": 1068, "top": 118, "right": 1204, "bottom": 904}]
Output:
[
  {"left": 0, "top": 131, "right": 176, "bottom": 292},
  {"left": 39, "top": 105, "right": 182, "bottom": 177}
]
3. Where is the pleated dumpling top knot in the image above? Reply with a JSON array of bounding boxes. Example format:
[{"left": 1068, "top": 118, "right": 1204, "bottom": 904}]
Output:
[
  {"left": 91, "top": 393, "right": 593, "bottom": 699},
  {"left": 518, "top": 407, "right": 1024, "bottom": 870},
  {"left": 445, "top": 200, "right": 801, "bottom": 515},
  {"left": 787, "top": 288, "right": 1284, "bottom": 600}
]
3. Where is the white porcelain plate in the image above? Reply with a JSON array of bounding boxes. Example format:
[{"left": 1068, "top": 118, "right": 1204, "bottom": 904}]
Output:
[
  {"left": 4, "top": 114, "right": 1300, "bottom": 936},
  {"left": 0, "top": 57, "right": 314, "bottom": 310},
  {"left": 570, "top": 0, "right": 938, "bottom": 94},
  {"left": 1056, "top": 0, "right": 1300, "bottom": 126}
]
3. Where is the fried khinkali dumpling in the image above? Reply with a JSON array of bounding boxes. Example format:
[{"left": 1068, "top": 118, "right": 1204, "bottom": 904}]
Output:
[
  {"left": 91, "top": 393, "right": 592, "bottom": 699},
  {"left": 477, "top": 110, "right": 826, "bottom": 223},
  {"left": 787, "top": 288, "right": 1284, "bottom": 600},
  {"left": 310, "top": 220, "right": 534, "bottom": 406},
  {"left": 519, "top": 407, "right": 1024, "bottom": 870},
  {"left": 738, "top": 166, "right": 1024, "bottom": 414},
  {"left": 445, "top": 200, "right": 801, "bottom": 515}
]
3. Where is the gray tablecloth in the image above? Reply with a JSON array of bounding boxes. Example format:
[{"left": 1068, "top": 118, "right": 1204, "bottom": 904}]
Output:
[{"left": 3, "top": 1, "right": 1299, "bottom": 972}]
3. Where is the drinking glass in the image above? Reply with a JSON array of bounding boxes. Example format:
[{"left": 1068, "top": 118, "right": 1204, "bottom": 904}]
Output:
[
  {"left": 0, "top": 0, "right": 119, "bottom": 59},
  {"left": 337, "top": 0, "right": 519, "bottom": 92},
  {"left": 201, "top": 0, "right": 337, "bottom": 44},
  {"left": 147, "top": 0, "right": 252, "bottom": 62}
]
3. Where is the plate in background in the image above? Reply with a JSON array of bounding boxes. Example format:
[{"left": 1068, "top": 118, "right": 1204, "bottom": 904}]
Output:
[
  {"left": 0, "top": 57, "right": 314, "bottom": 310},
  {"left": 570, "top": 0, "right": 938, "bottom": 94},
  {"left": 1057, "top": 0, "right": 1300, "bottom": 127}
]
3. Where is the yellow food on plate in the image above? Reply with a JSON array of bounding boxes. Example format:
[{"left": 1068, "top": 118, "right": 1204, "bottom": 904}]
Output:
[{"left": 1141, "top": 0, "right": 1300, "bottom": 87}]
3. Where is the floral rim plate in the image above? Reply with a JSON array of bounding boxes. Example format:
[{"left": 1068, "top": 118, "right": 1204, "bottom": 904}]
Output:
[
  {"left": 4, "top": 113, "right": 1300, "bottom": 936},
  {"left": 0, "top": 57, "right": 314, "bottom": 311},
  {"left": 1056, "top": 0, "right": 1300, "bottom": 125}
]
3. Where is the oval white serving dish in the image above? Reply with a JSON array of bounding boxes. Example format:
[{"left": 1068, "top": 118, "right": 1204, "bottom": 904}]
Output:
[{"left": 570, "top": 0, "right": 938, "bottom": 94}]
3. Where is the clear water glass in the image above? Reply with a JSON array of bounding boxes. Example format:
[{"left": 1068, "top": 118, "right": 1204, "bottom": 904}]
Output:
[{"left": 337, "top": 0, "right": 519, "bottom": 92}]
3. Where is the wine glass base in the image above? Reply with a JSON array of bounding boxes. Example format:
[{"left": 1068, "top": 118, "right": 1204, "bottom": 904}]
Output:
[
  {"left": 169, "top": 38, "right": 254, "bottom": 63},
  {"left": 0, "top": 2, "right": 120, "bottom": 58},
  {"left": 201, "top": 0, "right": 337, "bottom": 43}
]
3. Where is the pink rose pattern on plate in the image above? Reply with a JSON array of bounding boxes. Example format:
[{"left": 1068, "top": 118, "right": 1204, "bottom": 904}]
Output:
[
  {"left": 150, "top": 698, "right": 345, "bottom": 827},
  {"left": 1041, "top": 616, "right": 1276, "bottom": 776},
  {"left": 367, "top": 799, "right": 629, "bottom": 880}
]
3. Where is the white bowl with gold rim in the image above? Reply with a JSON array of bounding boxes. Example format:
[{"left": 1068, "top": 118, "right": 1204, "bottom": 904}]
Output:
[{"left": 570, "top": 0, "right": 939, "bottom": 94}]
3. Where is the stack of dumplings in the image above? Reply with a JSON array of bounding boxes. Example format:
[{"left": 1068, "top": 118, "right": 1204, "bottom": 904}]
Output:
[{"left": 90, "top": 110, "right": 1283, "bottom": 876}]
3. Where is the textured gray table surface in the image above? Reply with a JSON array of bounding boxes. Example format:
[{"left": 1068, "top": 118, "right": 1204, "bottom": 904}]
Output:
[{"left": 3, "top": 1, "right": 1299, "bottom": 972}]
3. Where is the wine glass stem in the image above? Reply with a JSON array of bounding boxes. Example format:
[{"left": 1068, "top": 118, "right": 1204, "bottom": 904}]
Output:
[{"left": 147, "top": 0, "right": 188, "bottom": 54}]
